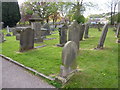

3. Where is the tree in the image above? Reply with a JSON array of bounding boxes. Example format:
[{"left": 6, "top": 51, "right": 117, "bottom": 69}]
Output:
[
  {"left": 106, "top": 0, "right": 120, "bottom": 25},
  {"left": 2, "top": 1, "right": 21, "bottom": 27}
]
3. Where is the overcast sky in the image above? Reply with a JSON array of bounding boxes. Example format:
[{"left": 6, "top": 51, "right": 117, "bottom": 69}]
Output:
[{"left": 18, "top": 0, "right": 119, "bottom": 17}]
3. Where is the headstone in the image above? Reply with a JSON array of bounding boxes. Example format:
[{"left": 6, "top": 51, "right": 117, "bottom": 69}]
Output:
[
  {"left": 84, "top": 23, "right": 89, "bottom": 39},
  {"left": 57, "top": 24, "right": 68, "bottom": 47},
  {"left": 0, "top": 22, "right": 4, "bottom": 30},
  {"left": 6, "top": 26, "right": 11, "bottom": 36},
  {"left": 116, "top": 23, "right": 120, "bottom": 43},
  {"left": 31, "top": 22, "right": 43, "bottom": 43},
  {"left": 68, "top": 20, "right": 80, "bottom": 50},
  {"left": 43, "top": 23, "right": 51, "bottom": 35},
  {"left": 16, "top": 27, "right": 34, "bottom": 52},
  {"left": 97, "top": 23, "right": 108, "bottom": 49},
  {"left": 55, "top": 41, "right": 79, "bottom": 83},
  {"left": 16, "top": 34, "right": 20, "bottom": 40},
  {"left": 0, "top": 32, "right": 6, "bottom": 43},
  {"left": 79, "top": 24, "right": 85, "bottom": 41},
  {"left": 12, "top": 28, "right": 18, "bottom": 36}
]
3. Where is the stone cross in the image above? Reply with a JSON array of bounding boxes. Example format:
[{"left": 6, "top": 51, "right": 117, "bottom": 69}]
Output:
[
  {"left": 60, "top": 41, "right": 78, "bottom": 78},
  {"left": 16, "top": 27, "right": 34, "bottom": 52},
  {"left": 68, "top": 20, "right": 80, "bottom": 50},
  {"left": 84, "top": 23, "right": 89, "bottom": 39},
  {"left": 97, "top": 23, "right": 108, "bottom": 49},
  {"left": 79, "top": 24, "right": 85, "bottom": 41}
]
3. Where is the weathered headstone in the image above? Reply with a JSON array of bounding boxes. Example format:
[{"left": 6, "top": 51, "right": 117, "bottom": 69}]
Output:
[
  {"left": 116, "top": 23, "right": 120, "bottom": 43},
  {"left": 17, "top": 27, "right": 34, "bottom": 52},
  {"left": 43, "top": 23, "right": 51, "bottom": 35},
  {"left": 55, "top": 41, "right": 78, "bottom": 83},
  {"left": 31, "top": 22, "right": 43, "bottom": 43},
  {"left": 16, "top": 34, "right": 20, "bottom": 40},
  {"left": 68, "top": 20, "right": 80, "bottom": 50},
  {"left": 6, "top": 26, "right": 11, "bottom": 36},
  {"left": 79, "top": 24, "right": 85, "bottom": 41},
  {"left": 57, "top": 24, "right": 68, "bottom": 47},
  {"left": 97, "top": 23, "right": 108, "bottom": 49},
  {"left": 12, "top": 28, "right": 18, "bottom": 36},
  {"left": 0, "top": 22, "right": 4, "bottom": 30},
  {"left": 0, "top": 32, "right": 6, "bottom": 43},
  {"left": 84, "top": 23, "right": 89, "bottom": 39}
]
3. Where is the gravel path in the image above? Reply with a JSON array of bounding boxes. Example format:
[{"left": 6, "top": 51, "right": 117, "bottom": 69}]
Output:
[{"left": 1, "top": 58, "right": 55, "bottom": 88}]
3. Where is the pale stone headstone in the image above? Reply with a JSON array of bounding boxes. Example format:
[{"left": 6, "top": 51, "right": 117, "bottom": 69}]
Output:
[
  {"left": 68, "top": 20, "right": 80, "bottom": 50},
  {"left": 17, "top": 27, "right": 34, "bottom": 52},
  {"left": 97, "top": 23, "right": 108, "bottom": 48},
  {"left": 79, "top": 24, "right": 85, "bottom": 41},
  {"left": 0, "top": 22, "right": 4, "bottom": 30},
  {"left": 16, "top": 34, "right": 20, "bottom": 40},
  {"left": 43, "top": 23, "right": 51, "bottom": 35},
  {"left": 0, "top": 32, "right": 6, "bottom": 43},
  {"left": 60, "top": 41, "right": 78, "bottom": 77},
  {"left": 6, "top": 26, "right": 11, "bottom": 36},
  {"left": 55, "top": 41, "right": 79, "bottom": 83},
  {"left": 84, "top": 23, "right": 89, "bottom": 39},
  {"left": 31, "top": 22, "right": 43, "bottom": 43}
]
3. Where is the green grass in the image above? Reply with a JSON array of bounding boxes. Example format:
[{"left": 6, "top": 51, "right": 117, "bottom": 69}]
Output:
[{"left": 0, "top": 28, "right": 118, "bottom": 88}]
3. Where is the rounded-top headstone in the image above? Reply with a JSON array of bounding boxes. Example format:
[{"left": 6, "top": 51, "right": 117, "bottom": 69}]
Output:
[{"left": 62, "top": 41, "right": 78, "bottom": 68}]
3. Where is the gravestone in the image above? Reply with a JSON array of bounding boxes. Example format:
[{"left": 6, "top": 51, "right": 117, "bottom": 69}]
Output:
[
  {"left": 97, "top": 23, "right": 108, "bottom": 49},
  {"left": 0, "top": 32, "right": 6, "bottom": 43},
  {"left": 17, "top": 27, "right": 34, "bottom": 52},
  {"left": 57, "top": 24, "right": 68, "bottom": 47},
  {"left": 116, "top": 23, "right": 120, "bottom": 43},
  {"left": 55, "top": 41, "right": 79, "bottom": 83},
  {"left": 84, "top": 23, "right": 89, "bottom": 39},
  {"left": 68, "top": 20, "right": 80, "bottom": 50},
  {"left": 16, "top": 34, "right": 20, "bottom": 40},
  {"left": 0, "top": 22, "right": 4, "bottom": 30},
  {"left": 31, "top": 22, "right": 43, "bottom": 43},
  {"left": 6, "top": 26, "right": 11, "bottom": 36},
  {"left": 43, "top": 23, "right": 51, "bottom": 35},
  {"left": 79, "top": 24, "right": 85, "bottom": 41},
  {"left": 12, "top": 28, "right": 18, "bottom": 36}
]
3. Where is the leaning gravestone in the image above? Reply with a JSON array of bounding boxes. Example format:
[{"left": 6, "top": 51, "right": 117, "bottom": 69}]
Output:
[
  {"left": 79, "top": 24, "right": 85, "bottom": 41},
  {"left": 55, "top": 41, "right": 79, "bottom": 83},
  {"left": 116, "top": 23, "right": 120, "bottom": 43},
  {"left": 84, "top": 23, "right": 89, "bottom": 39},
  {"left": 96, "top": 23, "right": 108, "bottom": 49},
  {"left": 68, "top": 20, "right": 80, "bottom": 50},
  {"left": 57, "top": 24, "right": 68, "bottom": 47},
  {"left": 16, "top": 27, "right": 34, "bottom": 52},
  {"left": 0, "top": 32, "right": 6, "bottom": 43},
  {"left": 32, "top": 22, "right": 43, "bottom": 43}
]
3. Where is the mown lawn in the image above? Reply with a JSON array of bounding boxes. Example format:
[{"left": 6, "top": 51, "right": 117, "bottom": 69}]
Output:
[{"left": 0, "top": 27, "right": 118, "bottom": 88}]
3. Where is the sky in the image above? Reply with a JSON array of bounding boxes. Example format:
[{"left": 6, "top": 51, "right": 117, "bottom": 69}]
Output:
[{"left": 18, "top": 0, "right": 119, "bottom": 17}]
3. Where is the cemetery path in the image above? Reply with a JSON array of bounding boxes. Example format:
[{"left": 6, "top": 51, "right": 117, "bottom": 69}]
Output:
[{"left": 1, "top": 58, "right": 55, "bottom": 88}]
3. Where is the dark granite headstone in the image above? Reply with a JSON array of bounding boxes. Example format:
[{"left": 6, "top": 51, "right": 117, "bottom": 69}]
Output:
[
  {"left": 18, "top": 27, "right": 34, "bottom": 52},
  {"left": 79, "top": 24, "right": 85, "bottom": 41},
  {"left": 84, "top": 23, "right": 89, "bottom": 39}
]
